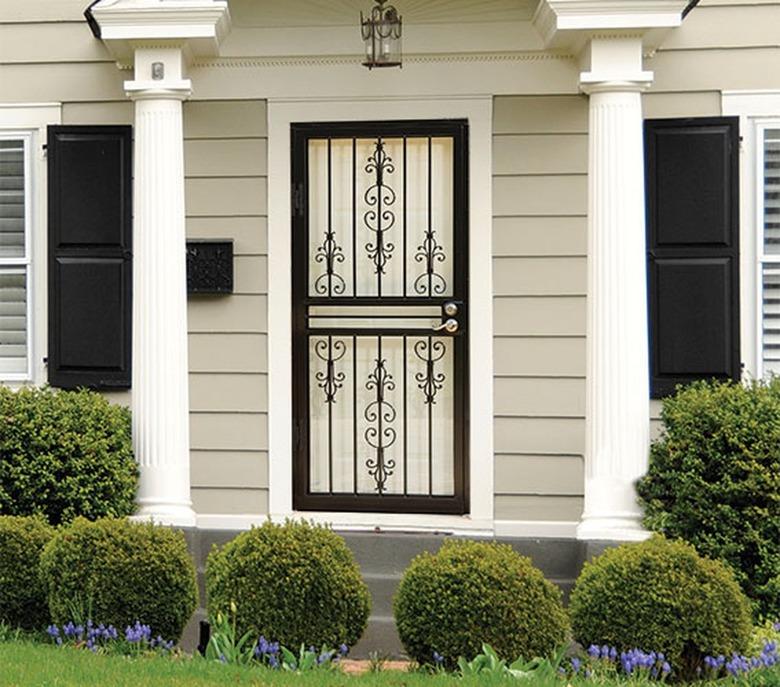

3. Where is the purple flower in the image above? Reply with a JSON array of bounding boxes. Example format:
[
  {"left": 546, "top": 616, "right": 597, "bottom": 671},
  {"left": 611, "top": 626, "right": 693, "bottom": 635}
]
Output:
[
  {"left": 571, "top": 657, "right": 581, "bottom": 673},
  {"left": 124, "top": 621, "right": 152, "bottom": 644},
  {"left": 339, "top": 644, "right": 349, "bottom": 657},
  {"left": 662, "top": 662, "right": 671, "bottom": 675},
  {"left": 588, "top": 644, "right": 601, "bottom": 658},
  {"left": 46, "top": 625, "right": 60, "bottom": 638},
  {"left": 433, "top": 651, "right": 444, "bottom": 665}
]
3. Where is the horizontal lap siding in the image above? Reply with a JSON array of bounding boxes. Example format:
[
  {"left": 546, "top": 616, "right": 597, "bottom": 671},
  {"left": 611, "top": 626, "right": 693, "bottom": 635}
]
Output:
[
  {"left": 646, "top": 1, "right": 780, "bottom": 115},
  {"left": 492, "top": 95, "right": 588, "bottom": 523},
  {"left": 184, "top": 100, "right": 268, "bottom": 514}
]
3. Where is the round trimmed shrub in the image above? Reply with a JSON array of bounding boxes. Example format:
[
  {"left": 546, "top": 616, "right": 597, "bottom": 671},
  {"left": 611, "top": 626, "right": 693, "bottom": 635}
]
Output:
[
  {"left": 569, "top": 536, "right": 752, "bottom": 679},
  {"left": 40, "top": 518, "right": 197, "bottom": 641},
  {"left": 637, "top": 379, "right": 780, "bottom": 619},
  {"left": 393, "top": 539, "right": 569, "bottom": 666},
  {"left": 0, "top": 387, "right": 137, "bottom": 525},
  {"left": 206, "top": 520, "right": 370, "bottom": 649},
  {"left": 0, "top": 516, "right": 55, "bottom": 630}
]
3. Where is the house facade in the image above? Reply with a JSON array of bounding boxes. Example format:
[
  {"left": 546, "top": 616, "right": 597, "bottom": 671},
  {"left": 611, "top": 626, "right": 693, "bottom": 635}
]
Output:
[{"left": 0, "top": 0, "right": 777, "bottom": 551}]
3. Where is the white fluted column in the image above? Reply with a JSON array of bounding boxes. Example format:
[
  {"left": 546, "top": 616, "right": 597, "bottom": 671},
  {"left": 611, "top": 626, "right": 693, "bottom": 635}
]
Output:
[
  {"left": 126, "top": 49, "right": 196, "bottom": 527},
  {"left": 577, "top": 38, "right": 653, "bottom": 541}
]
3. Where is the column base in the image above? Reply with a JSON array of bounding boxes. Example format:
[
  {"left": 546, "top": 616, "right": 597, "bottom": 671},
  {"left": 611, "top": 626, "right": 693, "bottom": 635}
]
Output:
[
  {"left": 576, "top": 514, "right": 649, "bottom": 542},
  {"left": 133, "top": 502, "right": 197, "bottom": 528}
]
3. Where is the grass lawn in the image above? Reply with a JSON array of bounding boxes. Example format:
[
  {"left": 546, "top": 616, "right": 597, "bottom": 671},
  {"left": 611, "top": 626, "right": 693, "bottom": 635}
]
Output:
[
  {"left": 0, "top": 642, "right": 507, "bottom": 687},
  {"left": 1, "top": 642, "right": 779, "bottom": 687}
]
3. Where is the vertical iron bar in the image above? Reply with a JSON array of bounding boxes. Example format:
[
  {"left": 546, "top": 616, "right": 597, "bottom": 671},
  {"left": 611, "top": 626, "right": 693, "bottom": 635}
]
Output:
[
  {"left": 352, "top": 138, "right": 357, "bottom": 297},
  {"left": 353, "top": 334, "right": 358, "bottom": 494},
  {"left": 403, "top": 137, "right": 407, "bottom": 298},
  {"left": 403, "top": 335, "right": 408, "bottom": 496},
  {"left": 376, "top": 137, "right": 383, "bottom": 298},
  {"left": 376, "top": 335, "right": 383, "bottom": 494},
  {"left": 427, "top": 136, "right": 432, "bottom": 298},
  {"left": 328, "top": 336, "right": 333, "bottom": 493},
  {"left": 327, "top": 138, "right": 332, "bottom": 298},
  {"left": 428, "top": 334, "right": 433, "bottom": 496}
]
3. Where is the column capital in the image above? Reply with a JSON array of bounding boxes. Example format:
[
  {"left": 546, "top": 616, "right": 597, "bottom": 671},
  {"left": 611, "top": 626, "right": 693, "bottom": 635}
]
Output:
[
  {"left": 125, "top": 81, "right": 193, "bottom": 101},
  {"left": 580, "top": 78, "right": 653, "bottom": 95},
  {"left": 87, "top": 0, "right": 231, "bottom": 65},
  {"left": 579, "top": 35, "right": 654, "bottom": 94},
  {"left": 532, "top": 0, "right": 690, "bottom": 51}
]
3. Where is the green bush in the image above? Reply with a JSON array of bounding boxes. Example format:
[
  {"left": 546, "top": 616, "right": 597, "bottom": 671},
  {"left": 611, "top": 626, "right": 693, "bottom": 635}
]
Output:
[
  {"left": 40, "top": 518, "right": 197, "bottom": 641},
  {"left": 569, "top": 535, "right": 752, "bottom": 679},
  {"left": 0, "top": 516, "right": 55, "bottom": 630},
  {"left": 206, "top": 520, "right": 370, "bottom": 649},
  {"left": 637, "top": 379, "right": 780, "bottom": 619},
  {"left": 0, "top": 387, "right": 137, "bottom": 525},
  {"left": 393, "top": 540, "right": 569, "bottom": 667},
  {"left": 749, "top": 619, "right": 780, "bottom": 657}
]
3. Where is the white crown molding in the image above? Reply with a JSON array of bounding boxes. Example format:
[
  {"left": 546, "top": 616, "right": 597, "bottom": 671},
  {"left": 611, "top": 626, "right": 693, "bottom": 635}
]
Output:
[
  {"left": 533, "top": 0, "right": 690, "bottom": 51},
  {"left": 90, "top": 0, "right": 231, "bottom": 62}
]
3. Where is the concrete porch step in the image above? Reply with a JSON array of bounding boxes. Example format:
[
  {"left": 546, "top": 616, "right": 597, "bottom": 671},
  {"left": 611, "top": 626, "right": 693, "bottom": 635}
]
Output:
[{"left": 186, "top": 530, "right": 584, "bottom": 659}]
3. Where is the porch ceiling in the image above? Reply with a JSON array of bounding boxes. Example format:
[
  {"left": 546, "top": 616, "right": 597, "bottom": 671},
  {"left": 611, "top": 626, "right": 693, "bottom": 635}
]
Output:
[{"left": 228, "top": 0, "right": 539, "bottom": 28}]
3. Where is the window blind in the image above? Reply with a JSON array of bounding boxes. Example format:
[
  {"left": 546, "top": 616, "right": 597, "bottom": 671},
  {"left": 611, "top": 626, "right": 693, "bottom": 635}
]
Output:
[
  {"left": 0, "top": 272, "right": 27, "bottom": 374},
  {"left": 0, "top": 138, "right": 28, "bottom": 376},
  {"left": 762, "top": 129, "right": 780, "bottom": 375},
  {"left": 0, "top": 140, "right": 25, "bottom": 258}
]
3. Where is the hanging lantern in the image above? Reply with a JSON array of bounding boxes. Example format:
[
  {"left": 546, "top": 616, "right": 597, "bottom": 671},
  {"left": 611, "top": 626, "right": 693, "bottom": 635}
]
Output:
[{"left": 360, "top": 0, "right": 402, "bottom": 70}]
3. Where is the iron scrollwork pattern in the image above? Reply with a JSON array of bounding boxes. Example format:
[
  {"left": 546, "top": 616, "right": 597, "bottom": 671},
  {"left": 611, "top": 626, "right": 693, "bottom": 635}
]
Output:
[
  {"left": 364, "top": 140, "right": 396, "bottom": 279},
  {"left": 414, "top": 338, "right": 446, "bottom": 404},
  {"left": 314, "top": 338, "right": 346, "bottom": 403},
  {"left": 313, "top": 230, "right": 346, "bottom": 296},
  {"left": 413, "top": 229, "right": 447, "bottom": 295},
  {"left": 364, "top": 352, "right": 397, "bottom": 493}
]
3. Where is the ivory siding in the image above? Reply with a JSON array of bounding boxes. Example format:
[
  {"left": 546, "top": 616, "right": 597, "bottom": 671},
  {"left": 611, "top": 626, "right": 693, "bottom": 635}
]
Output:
[
  {"left": 492, "top": 95, "right": 588, "bottom": 522},
  {"left": 183, "top": 100, "right": 269, "bottom": 516}
]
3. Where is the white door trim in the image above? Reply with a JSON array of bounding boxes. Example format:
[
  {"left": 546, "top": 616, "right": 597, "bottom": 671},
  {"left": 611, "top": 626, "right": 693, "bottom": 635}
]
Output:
[{"left": 267, "top": 96, "right": 495, "bottom": 532}]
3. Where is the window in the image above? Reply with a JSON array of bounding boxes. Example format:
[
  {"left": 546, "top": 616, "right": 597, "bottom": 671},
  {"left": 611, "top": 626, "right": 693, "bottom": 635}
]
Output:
[
  {"left": 758, "top": 124, "right": 780, "bottom": 376},
  {"left": 0, "top": 134, "right": 32, "bottom": 380}
]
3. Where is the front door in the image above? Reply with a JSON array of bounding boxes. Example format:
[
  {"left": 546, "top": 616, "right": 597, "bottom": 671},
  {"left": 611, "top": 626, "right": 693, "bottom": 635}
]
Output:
[{"left": 291, "top": 120, "right": 469, "bottom": 514}]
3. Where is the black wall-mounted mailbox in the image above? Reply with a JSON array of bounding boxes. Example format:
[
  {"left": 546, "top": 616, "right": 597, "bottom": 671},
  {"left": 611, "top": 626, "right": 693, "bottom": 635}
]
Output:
[{"left": 186, "top": 240, "right": 234, "bottom": 294}]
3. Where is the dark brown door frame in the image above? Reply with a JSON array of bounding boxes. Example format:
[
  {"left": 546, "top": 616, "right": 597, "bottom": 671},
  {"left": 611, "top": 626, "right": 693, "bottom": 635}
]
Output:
[{"left": 291, "top": 119, "right": 470, "bottom": 514}]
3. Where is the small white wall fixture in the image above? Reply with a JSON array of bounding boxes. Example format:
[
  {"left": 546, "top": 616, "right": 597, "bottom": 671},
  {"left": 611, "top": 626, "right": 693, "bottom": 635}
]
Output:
[{"left": 91, "top": 0, "right": 231, "bottom": 527}]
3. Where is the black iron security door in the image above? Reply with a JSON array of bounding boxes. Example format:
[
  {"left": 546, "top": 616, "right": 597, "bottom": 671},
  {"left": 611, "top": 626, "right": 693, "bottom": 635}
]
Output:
[{"left": 292, "top": 120, "right": 469, "bottom": 514}]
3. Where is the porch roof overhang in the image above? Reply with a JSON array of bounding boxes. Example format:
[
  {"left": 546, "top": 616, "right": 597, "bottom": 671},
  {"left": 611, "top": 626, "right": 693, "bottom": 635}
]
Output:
[
  {"left": 85, "top": 0, "right": 231, "bottom": 63},
  {"left": 532, "top": 0, "right": 694, "bottom": 53}
]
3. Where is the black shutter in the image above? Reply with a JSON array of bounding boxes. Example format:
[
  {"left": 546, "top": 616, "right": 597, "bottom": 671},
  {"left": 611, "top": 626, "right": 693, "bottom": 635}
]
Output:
[
  {"left": 47, "top": 125, "right": 132, "bottom": 389},
  {"left": 645, "top": 117, "right": 740, "bottom": 398}
]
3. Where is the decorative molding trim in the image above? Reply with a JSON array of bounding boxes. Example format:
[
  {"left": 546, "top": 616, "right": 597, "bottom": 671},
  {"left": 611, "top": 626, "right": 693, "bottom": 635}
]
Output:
[{"left": 190, "top": 50, "right": 574, "bottom": 70}]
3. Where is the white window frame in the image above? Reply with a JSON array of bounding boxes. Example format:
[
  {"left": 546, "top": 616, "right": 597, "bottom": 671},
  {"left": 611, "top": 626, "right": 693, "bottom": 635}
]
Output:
[
  {"left": 0, "top": 104, "right": 61, "bottom": 386},
  {"left": 753, "top": 120, "right": 780, "bottom": 379},
  {"left": 0, "top": 132, "right": 33, "bottom": 381}
]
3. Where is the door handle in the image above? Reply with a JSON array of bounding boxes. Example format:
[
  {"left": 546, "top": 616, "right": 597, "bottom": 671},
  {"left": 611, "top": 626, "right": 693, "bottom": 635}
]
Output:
[{"left": 433, "top": 318, "right": 459, "bottom": 334}]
